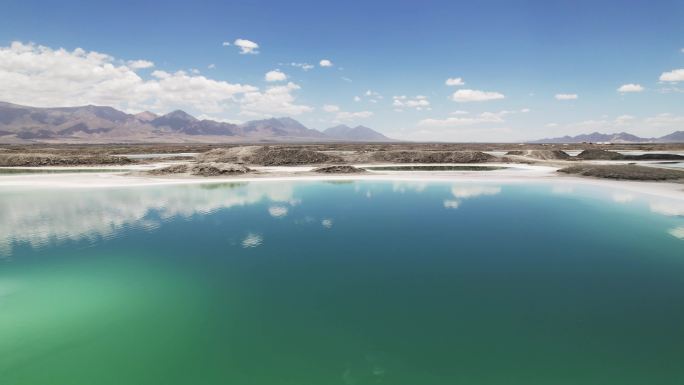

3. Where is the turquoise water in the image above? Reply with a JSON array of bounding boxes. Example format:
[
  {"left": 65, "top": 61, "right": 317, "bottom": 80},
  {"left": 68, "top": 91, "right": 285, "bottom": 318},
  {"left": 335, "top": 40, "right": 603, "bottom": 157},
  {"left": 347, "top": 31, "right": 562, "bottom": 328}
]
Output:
[{"left": 1, "top": 180, "right": 683, "bottom": 385}]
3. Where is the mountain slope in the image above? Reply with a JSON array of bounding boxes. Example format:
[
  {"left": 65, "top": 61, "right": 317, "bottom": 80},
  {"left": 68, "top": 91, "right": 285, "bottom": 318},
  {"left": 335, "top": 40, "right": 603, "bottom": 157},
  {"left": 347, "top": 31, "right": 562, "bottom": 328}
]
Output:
[
  {"left": 323, "top": 124, "right": 393, "bottom": 142},
  {"left": 530, "top": 131, "right": 684, "bottom": 143},
  {"left": 239, "top": 117, "right": 327, "bottom": 138},
  {"left": 0, "top": 101, "right": 393, "bottom": 143}
]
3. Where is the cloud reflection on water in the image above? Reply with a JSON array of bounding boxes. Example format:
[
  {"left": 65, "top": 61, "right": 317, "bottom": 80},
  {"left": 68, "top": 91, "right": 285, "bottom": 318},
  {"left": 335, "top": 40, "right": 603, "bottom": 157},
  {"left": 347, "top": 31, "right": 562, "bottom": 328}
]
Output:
[{"left": 0, "top": 182, "right": 298, "bottom": 256}]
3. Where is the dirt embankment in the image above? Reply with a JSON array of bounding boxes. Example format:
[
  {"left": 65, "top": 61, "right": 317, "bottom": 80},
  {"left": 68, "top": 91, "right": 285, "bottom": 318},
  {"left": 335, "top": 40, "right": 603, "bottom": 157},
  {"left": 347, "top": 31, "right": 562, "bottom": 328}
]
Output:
[
  {"left": 558, "top": 164, "right": 684, "bottom": 181},
  {"left": 198, "top": 146, "right": 342, "bottom": 166},
  {"left": 148, "top": 163, "right": 251, "bottom": 177},
  {"left": 0, "top": 153, "right": 134, "bottom": 166},
  {"left": 577, "top": 149, "right": 684, "bottom": 161},
  {"left": 505, "top": 150, "right": 571, "bottom": 160},
  {"left": 370, "top": 150, "right": 496, "bottom": 163}
]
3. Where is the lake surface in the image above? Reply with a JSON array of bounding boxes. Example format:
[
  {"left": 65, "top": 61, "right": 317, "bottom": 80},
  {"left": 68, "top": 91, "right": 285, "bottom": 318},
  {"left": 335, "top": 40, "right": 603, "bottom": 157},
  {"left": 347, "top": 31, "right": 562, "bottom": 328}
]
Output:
[{"left": 1, "top": 180, "right": 683, "bottom": 385}]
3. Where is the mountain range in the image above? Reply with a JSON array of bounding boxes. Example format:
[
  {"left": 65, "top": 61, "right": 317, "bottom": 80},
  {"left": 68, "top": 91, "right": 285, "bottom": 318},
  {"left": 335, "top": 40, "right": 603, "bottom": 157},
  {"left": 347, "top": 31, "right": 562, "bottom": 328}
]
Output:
[
  {"left": 0, "top": 101, "right": 394, "bottom": 143},
  {"left": 532, "top": 131, "right": 684, "bottom": 144}
]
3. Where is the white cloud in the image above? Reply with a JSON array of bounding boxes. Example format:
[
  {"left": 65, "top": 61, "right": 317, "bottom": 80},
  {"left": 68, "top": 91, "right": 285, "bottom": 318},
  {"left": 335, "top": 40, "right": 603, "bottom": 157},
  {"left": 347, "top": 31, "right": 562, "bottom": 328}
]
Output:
[
  {"left": 322, "top": 104, "right": 372, "bottom": 121},
  {"left": 208, "top": 63, "right": 216, "bottom": 69},
  {"left": 358, "top": 89, "right": 383, "bottom": 104},
  {"left": 222, "top": 41, "right": 231, "bottom": 46},
  {"left": 451, "top": 89, "right": 505, "bottom": 102},
  {"left": 240, "top": 82, "right": 312, "bottom": 117},
  {"left": 264, "top": 69, "right": 287, "bottom": 82},
  {"left": 555, "top": 93, "right": 578, "bottom": 100},
  {"left": 0, "top": 42, "right": 261, "bottom": 114},
  {"left": 289, "top": 62, "right": 314, "bottom": 71},
  {"left": 392, "top": 95, "right": 430, "bottom": 111},
  {"left": 234, "top": 38, "right": 259, "bottom": 54},
  {"left": 617, "top": 83, "right": 644, "bottom": 93},
  {"left": 445, "top": 77, "right": 465, "bottom": 86},
  {"left": 337, "top": 110, "right": 373, "bottom": 120},
  {"left": 319, "top": 59, "right": 333, "bottom": 67},
  {"left": 127, "top": 59, "right": 154, "bottom": 69},
  {"left": 660, "top": 68, "right": 684, "bottom": 82},
  {"left": 341, "top": 76, "right": 352, "bottom": 83},
  {"left": 0, "top": 41, "right": 316, "bottom": 118},
  {"left": 443, "top": 200, "right": 460, "bottom": 209},
  {"left": 418, "top": 110, "right": 512, "bottom": 128},
  {"left": 321, "top": 219, "right": 333, "bottom": 228},
  {"left": 644, "top": 113, "right": 684, "bottom": 127}
]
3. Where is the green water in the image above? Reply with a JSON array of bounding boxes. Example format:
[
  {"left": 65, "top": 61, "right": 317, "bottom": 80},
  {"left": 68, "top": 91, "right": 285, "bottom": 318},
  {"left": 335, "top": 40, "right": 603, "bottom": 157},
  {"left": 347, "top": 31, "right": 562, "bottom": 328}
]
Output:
[{"left": 1, "top": 181, "right": 683, "bottom": 385}]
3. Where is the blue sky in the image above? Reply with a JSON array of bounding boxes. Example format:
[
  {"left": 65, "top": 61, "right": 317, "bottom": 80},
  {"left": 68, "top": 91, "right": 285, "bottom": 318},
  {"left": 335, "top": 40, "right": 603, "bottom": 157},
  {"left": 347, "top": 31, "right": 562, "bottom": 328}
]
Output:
[{"left": 1, "top": 0, "right": 683, "bottom": 141}]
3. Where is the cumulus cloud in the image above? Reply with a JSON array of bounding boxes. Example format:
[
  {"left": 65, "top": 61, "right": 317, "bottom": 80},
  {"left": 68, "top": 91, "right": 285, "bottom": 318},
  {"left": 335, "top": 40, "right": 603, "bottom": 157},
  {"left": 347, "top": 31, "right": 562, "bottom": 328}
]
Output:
[
  {"left": 240, "top": 82, "right": 312, "bottom": 117},
  {"left": 0, "top": 41, "right": 315, "bottom": 118},
  {"left": 284, "top": 62, "right": 314, "bottom": 71},
  {"left": 264, "top": 69, "right": 287, "bottom": 82},
  {"left": 445, "top": 77, "right": 465, "bottom": 86},
  {"left": 660, "top": 68, "right": 684, "bottom": 82},
  {"left": 393, "top": 95, "right": 430, "bottom": 111},
  {"left": 617, "top": 83, "right": 644, "bottom": 93},
  {"left": 418, "top": 110, "right": 513, "bottom": 127},
  {"left": 452, "top": 89, "right": 505, "bottom": 102},
  {"left": 319, "top": 59, "right": 333, "bottom": 67},
  {"left": 555, "top": 93, "right": 578, "bottom": 100},
  {"left": 127, "top": 59, "right": 154, "bottom": 69},
  {"left": 0, "top": 41, "right": 262, "bottom": 114},
  {"left": 337, "top": 110, "right": 373, "bottom": 120},
  {"left": 233, "top": 38, "right": 259, "bottom": 54},
  {"left": 322, "top": 103, "right": 372, "bottom": 121},
  {"left": 644, "top": 113, "right": 684, "bottom": 127}
]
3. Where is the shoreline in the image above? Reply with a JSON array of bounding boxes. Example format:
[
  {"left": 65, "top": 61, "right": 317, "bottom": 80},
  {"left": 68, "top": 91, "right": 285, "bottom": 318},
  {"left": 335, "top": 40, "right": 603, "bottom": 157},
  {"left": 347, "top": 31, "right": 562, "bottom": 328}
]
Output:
[{"left": 0, "top": 162, "right": 682, "bottom": 202}]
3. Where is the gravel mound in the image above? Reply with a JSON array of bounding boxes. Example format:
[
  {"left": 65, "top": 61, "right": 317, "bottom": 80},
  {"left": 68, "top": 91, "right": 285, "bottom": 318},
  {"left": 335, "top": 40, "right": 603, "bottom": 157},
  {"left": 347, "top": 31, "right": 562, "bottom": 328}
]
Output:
[
  {"left": 371, "top": 151, "right": 496, "bottom": 163},
  {"left": 198, "top": 146, "right": 341, "bottom": 166},
  {"left": 191, "top": 163, "right": 252, "bottom": 176},
  {"left": 147, "top": 164, "right": 190, "bottom": 175},
  {"left": 313, "top": 165, "right": 366, "bottom": 173},
  {"left": 575, "top": 149, "right": 625, "bottom": 160},
  {"left": 558, "top": 164, "right": 684, "bottom": 181},
  {"left": 0, "top": 153, "right": 133, "bottom": 166}
]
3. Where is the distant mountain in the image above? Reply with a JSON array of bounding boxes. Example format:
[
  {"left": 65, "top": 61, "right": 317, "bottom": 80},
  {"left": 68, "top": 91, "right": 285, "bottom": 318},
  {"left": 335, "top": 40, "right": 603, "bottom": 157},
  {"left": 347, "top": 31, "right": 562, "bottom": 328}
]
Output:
[
  {"left": 134, "top": 111, "right": 158, "bottom": 121},
  {"left": 323, "top": 124, "right": 394, "bottom": 142},
  {"left": 0, "top": 101, "right": 394, "bottom": 143},
  {"left": 240, "top": 117, "right": 327, "bottom": 139},
  {"left": 658, "top": 131, "right": 684, "bottom": 143},
  {"left": 532, "top": 131, "right": 684, "bottom": 144}
]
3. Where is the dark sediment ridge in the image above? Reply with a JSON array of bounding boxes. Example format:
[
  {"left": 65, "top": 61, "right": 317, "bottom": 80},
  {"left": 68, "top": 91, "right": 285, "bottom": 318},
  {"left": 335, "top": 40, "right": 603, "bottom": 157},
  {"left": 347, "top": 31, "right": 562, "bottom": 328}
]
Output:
[{"left": 558, "top": 164, "right": 684, "bottom": 181}]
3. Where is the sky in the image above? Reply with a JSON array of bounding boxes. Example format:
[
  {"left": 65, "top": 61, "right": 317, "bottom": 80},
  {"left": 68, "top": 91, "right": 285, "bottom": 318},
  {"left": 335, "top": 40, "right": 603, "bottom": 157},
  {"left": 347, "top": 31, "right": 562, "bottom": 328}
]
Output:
[{"left": 0, "top": 0, "right": 683, "bottom": 142}]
